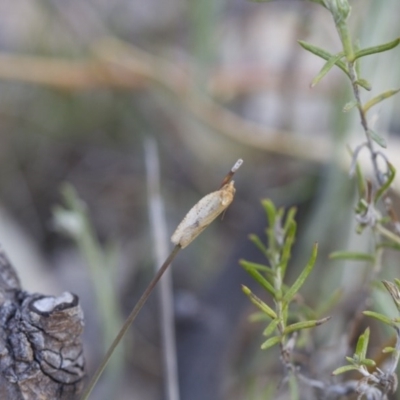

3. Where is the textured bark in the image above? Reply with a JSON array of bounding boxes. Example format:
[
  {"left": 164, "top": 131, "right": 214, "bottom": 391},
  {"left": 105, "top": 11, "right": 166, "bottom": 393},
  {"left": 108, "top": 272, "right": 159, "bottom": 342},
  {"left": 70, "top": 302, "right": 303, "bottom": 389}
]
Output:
[{"left": 0, "top": 246, "right": 85, "bottom": 399}]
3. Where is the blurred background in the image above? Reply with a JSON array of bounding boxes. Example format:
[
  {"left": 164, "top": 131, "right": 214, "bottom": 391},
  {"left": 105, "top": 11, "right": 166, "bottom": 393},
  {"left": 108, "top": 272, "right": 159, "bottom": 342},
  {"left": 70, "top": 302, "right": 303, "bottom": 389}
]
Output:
[{"left": 1, "top": 0, "right": 400, "bottom": 399}]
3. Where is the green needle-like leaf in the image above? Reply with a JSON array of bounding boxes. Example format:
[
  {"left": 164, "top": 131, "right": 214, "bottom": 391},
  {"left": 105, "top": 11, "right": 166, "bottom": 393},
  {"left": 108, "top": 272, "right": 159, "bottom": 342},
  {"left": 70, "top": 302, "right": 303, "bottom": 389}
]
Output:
[
  {"left": 283, "top": 317, "right": 331, "bottom": 335},
  {"left": 298, "top": 41, "right": 349, "bottom": 76},
  {"left": 239, "top": 260, "right": 273, "bottom": 275},
  {"left": 280, "top": 220, "right": 296, "bottom": 278},
  {"left": 283, "top": 243, "right": 318, "bottom": 304},
  {"left": 363, "top": 310, "right": 394, "bottom": 326},
  {"left": 283, "top": 207, "right": 297, "bottom": 234},
  {"left": 377, "top": 241, "right": 400, "bottom": 251},
  {"left": 329, "top": 251, "right": 375, "bottom": 262},
  {"left": 360, "top": 358, "right": 376, "bottom": 367},
  {"left": 311, "top": 52, "right": 345, "bottom": 87},
  {"left": 355, "top": 327, "right": 370, "bottom": 360},
  {"left": 261, "top": 335, "right": 281, "bottom": 350},
  {"left": 374, "top": 163, "right": 396, "bottom": 203},
  {"left": 262, "top": 199, "right": 276, "bottom": 228},
  {"left": 363, "top": 88, "right": 400, "bottom": 114},
  {"left": 383, "top": 347, "right": 396, "bottom": 354},
  {"left": 263, "top": 318, "right": 280, "bottom": 337},
  {"left": 241, "top": 264, "right": 276, "bottom": 296},
  {"left": 346, "top": 356, "right": 356, "bottom": 365},
  {"left": 248, "top": 234, "right": 268, "bottom": 256},
  {"left": 354, "top": 37, "right": 400, "bottom": 60},
  {"left": 332, "top": 365, "right": 359, "bottom": 375},
  {"left": 355, "top": 160, "right": 366, "bottom": 199},
  {"left": 356, "top": 78, "right": 372, "bottom": 91},
  {"left": 242, "top": 285, "right": 277, "bottom": 319},
  {"left": 298, "top": 40, "right": 371, "bottom": 90}
]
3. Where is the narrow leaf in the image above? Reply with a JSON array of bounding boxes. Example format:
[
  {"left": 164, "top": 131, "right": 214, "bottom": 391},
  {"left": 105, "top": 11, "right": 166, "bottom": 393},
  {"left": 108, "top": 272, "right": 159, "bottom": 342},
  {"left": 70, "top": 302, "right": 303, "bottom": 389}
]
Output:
[
  {"left": 359, "top": 358, "right": 376, "bottom": 367},
  {"left": 263, "top": 318, "right": 280, "bottom": 337},
  {"left": 239, "top": 259, "right": 273, "bottom": 275},
  {"left": 242, "top": 285, "right": 277, "bottom": 319},
  {"left": 283, "top": 243, "right": 318, "bottom": 304},
  {"left": 346, "top": 356, "right": 356, "bottom": 365},
  {"left": 283, "top": 317, "right": 331, "bottom": 335},
  {"left": 374, "top": 163, "right": 396, "bottom": 204},
  {"left": 355, "top": 327, "right": 370, "bottom": 360},
  {"left": 241, "top": 264, "right": 276, "bottom": 296},
  {"left": 297, "top": 40, "right": 371, "bottom": 90},
  {"left": 248, "top": 234, "right": 268, "bottom": 256},
  {"left": 298, "top": 41, "right": 349, "bottom": 76},
  {"left": 280, "top": 220, "right": 296, "bottom": 278},
  {"left": 262, "top": 199, "right": 276, "bottom": 227},
  {"left": 377, "top": 241, "right": 400, "bottom": 251},
  {"left": 356, "top": 79, "right": 372, "bottom": 91},
  {"left": 276, "top": 207, "right": 285, "bottom": 222},
  {"left": 363, "top": 89, "right": 400, "bottom": 114},
  {"left": 343, "top": 100, "right": 359, "bottom": 112},
  {"left": 368, "top": 129, "right": 387, "bottom": 148},
  {"left": 363, "top": 310, "right": 394, "bottom": 326},
  {"left": 283, "top": 207, "right": 297, "bottom": 234},
  {"left": 355, "top": 157, "right": 366, "bottom": 198},
  {"left": 332, "top": 365, "right": 359, "bottom": 375},
  {"left": 383, "top": 347, "right": 396, "bottom": 354},
  {"left": 311, "top": 52, "right": 345, "bottom": 87},
  {"left": 329, "top": 251, "right": 375, "bottom": 262},
  {"left": 354, "top": 37, "right": 400, "bottom": 60},
  {"left": 261, "top": 335, "right": 281, "bottom": 350}
]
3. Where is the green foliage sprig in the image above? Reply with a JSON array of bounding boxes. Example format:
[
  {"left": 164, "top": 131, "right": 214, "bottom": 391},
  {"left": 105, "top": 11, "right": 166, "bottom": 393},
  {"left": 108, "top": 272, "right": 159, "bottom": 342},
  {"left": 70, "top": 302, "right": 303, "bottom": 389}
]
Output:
[
  {"left": 332, "top": 280, "right": 400, "bottom": 397},
  {"left": 240, "top": 200, "right": 330, "bottom": 389}
]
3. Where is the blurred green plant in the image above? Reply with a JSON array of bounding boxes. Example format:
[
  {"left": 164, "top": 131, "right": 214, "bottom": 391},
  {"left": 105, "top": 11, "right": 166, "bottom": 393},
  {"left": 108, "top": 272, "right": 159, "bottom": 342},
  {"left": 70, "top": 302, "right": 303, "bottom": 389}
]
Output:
[{"left": 53, "top": 184, "right": 125, "bottom": 397}]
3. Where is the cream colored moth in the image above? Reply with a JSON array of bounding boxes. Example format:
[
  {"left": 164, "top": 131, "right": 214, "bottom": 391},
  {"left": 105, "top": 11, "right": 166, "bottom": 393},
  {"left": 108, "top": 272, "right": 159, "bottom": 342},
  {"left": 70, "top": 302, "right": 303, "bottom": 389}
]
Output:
[{"left": 171, "top": 159, "right": 242, "bottom": 249}]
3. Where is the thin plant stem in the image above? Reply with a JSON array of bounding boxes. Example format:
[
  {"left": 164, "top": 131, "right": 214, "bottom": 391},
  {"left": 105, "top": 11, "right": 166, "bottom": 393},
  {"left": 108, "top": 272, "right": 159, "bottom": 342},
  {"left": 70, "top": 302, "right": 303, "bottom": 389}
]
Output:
[
  {"left": 347, "top": 63, "right": 383, "bottom": 186},
  {"left": 80, "top": 245, "right": 182, "bottom": 400}
]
